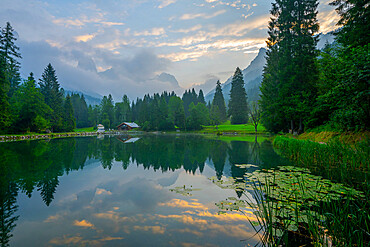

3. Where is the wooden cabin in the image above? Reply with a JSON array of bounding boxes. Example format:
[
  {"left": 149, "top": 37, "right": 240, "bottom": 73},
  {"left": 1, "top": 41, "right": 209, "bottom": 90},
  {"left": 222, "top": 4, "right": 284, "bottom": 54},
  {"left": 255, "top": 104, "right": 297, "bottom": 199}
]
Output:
[{"left": 117, "top": 122, "right": 140, "bottom": 130}]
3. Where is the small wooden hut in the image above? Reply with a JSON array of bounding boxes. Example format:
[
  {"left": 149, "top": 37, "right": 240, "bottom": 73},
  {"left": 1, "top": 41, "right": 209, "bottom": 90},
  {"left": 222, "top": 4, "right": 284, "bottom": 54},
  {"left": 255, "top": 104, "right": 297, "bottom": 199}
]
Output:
[{"left": 117, "top": 122, "right": 140, "bottom": 130}]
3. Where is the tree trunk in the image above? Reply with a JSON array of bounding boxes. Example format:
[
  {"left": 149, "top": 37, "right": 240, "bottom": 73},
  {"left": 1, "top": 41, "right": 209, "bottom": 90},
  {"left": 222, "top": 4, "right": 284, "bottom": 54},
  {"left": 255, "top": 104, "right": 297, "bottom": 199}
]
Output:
[{"left": 299, "top": 118, "right": 303, "bottom": 134}]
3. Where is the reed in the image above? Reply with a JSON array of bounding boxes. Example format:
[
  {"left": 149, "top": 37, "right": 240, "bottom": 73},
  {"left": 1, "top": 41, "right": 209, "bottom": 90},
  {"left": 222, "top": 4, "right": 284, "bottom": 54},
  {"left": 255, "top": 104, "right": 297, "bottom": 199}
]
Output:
[{"left": 273, "top": 136, "right": 369, "bottom": 192}]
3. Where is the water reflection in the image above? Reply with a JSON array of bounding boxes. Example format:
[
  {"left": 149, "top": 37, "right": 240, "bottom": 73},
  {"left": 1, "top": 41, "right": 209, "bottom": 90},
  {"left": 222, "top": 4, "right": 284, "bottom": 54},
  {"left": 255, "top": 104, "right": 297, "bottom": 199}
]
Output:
[{"left": 0, "top": 134, "right": 289, "bottom": 246}]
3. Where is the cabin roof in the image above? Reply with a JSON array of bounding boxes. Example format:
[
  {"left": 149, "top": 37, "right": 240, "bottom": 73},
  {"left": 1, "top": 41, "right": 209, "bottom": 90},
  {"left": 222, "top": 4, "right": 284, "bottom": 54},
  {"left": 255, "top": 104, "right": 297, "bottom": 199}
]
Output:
[{"left": 117, "top": 122, "right": 140, "bottom": 128}]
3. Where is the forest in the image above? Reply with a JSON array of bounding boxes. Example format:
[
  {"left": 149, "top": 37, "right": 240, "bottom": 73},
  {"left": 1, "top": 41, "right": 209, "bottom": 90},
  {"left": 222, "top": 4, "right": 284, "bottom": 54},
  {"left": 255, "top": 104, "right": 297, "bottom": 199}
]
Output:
[{"left": 0, "top": 0, "right": 368, "bottom": 134}]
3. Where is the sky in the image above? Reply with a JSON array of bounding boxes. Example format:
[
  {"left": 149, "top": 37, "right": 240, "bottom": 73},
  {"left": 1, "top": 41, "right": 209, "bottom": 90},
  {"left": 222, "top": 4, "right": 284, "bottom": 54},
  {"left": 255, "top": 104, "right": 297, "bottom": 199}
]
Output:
[{"left": 0, "top": 0, "right": 339, "bottom": 100}]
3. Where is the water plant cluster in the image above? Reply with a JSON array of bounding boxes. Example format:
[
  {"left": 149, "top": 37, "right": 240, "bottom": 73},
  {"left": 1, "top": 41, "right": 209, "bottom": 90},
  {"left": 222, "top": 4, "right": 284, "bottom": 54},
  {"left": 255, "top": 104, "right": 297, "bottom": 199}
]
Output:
[
  {"left": 212, "top": 163, "right": 369, "bottom": 246},
  {"left": 271, "top": 136, "right": 370, "bottom": 246}
]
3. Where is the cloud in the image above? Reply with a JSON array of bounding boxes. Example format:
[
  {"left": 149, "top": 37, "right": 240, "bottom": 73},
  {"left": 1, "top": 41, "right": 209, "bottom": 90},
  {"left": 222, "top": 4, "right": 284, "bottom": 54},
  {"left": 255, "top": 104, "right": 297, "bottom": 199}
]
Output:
[
  {"left": 192, "top": 74, "right": 220, "bottom": 94},
  {"left": 180, "top": 10, "right": 226, "bottom": 20},
  {"left": 73, "top": 219, "right": 95, "bottom": 229},
  {"left": 133, "top": 225, "right": 165, "bottom": 234},
  {"left": 158, "top": 0, "right": 177, "bottom": 9},
  {"left": 75, "top": 34, "right": 95, "bottom": 42},
  {"left": 18, "top": 39, "right": 175, "bottom": 100}
]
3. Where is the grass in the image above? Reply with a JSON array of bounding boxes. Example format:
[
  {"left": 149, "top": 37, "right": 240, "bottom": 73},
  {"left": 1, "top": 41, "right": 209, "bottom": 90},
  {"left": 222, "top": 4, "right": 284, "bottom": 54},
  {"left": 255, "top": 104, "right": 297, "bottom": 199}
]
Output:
[
  {"left": 273, "top": 136, "right": 369, "bottom": 192},
  {"left": 204, "top": 134, "right": 269, "bottom": 143},
  {"left": 200, "top": 121, "right": 267, "bottom": 134},
  {"left": 74, "top": 127, "right": 95, "bottom": 132},
  {"left": 297, "top": 130, "right": 370, "bottom": 144}
]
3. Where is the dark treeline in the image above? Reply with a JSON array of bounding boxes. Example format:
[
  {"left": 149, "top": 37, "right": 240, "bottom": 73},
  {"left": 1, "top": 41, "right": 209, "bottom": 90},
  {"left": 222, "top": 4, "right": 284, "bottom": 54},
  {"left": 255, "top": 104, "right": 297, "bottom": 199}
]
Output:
[{"left": 260, "top": 0, "right": 369, "bottom": 133}]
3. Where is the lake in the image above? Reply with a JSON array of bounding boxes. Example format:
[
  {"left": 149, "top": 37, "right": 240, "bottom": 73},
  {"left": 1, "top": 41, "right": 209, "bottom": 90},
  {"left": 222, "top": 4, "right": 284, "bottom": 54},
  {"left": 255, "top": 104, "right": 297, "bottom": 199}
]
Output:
[{"left": 0, "top": 134, "right": 290, "bottom": 247}]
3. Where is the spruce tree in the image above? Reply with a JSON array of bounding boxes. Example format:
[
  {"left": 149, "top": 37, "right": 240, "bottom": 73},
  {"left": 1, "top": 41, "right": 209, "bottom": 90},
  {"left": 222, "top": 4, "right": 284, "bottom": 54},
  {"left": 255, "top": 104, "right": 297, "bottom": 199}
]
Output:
[
  {"left": 63, "top": 94, "right": 75, "bottom": 132},
  {"left": 211, "top": 80, "right": 227, "bottom": 124},
  {"left": 13, "top": 72, "right": 51, "bottom": 132},
  {"left": 228, "top": 67, "right": 248, "bottom": 124},
  {"left": 0, "top": 22, "right": 21, "bottom": 98},
  {"left": 0, "top": 54, "right": 10, "bottom": 133},
  {"left": 330, "top": 0, "right": 369, "bottom": 48},
  {"left": 39, "top": 63, "right": 64, "bottom": 132},
  {"left": 198, "top": 89, "right": 206, "bottom": 104},
  {"left": 260, "top": 0, "right": 319, "bottom": 133}
]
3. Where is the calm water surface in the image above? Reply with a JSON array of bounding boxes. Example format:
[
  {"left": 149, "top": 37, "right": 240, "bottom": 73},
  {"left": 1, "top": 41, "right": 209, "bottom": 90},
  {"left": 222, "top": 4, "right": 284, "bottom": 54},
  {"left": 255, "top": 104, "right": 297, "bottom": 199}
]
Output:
[{"left": 0, "top": 134, "right": 290, "bottom": 247}]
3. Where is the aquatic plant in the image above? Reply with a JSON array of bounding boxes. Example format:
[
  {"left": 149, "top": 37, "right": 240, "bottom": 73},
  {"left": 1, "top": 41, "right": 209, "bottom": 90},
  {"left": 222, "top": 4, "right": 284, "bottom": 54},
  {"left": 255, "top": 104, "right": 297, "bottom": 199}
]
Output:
[
  {"left": 169, "top": 185, "right": 200, "bottom": 196},
  {"left": 211, "top": 165, "right": 368, "bottom": 246}
]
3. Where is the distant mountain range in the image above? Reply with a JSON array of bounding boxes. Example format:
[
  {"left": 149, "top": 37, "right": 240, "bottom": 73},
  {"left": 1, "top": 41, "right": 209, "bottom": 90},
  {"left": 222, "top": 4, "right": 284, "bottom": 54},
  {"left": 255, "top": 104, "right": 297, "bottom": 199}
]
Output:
[
  {"left": 64, "top": 90, "right": 102, "bottom": 106},
  {"left": 205, "top": 32, "right": 335, "bottom": 104}
]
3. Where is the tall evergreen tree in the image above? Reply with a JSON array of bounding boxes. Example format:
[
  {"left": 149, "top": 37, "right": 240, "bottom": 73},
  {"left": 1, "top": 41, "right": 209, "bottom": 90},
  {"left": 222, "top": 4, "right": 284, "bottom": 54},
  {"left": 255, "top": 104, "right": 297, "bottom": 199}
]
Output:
[
  {"left": 0, "top": 22, "right": 21, "bottom": 98},
  {"left": 168, "top": 96, "right": 186, "bottom": 129},
  {"left": 330, "top": 0, "right": 369, "bottom": 48},
  {"left": 63, "top": 94, "right": 75, "bottom": 132},
  {"left": 228, "top": 68, "right": 248, "bottom": 124},
  {"left": 198, "top": 89, "right": 206, "bottom": 104},
  {"left": 13, "top": 73, "right": 51, "bottom": 132},
  {"left": 100, "top": 94, "right": 114, "bottom": 129},
  {"left": 260, "top": 0, "right": 319, "bottom": 133},
  {"left": 211, "top": 80, "right": 227, "bottom": 124},
  {"left": 39, "top": 63, "right": 64, "bottom": 132},
  {"left": 0, "top": 54, "right": 10, "bottom": 133}
]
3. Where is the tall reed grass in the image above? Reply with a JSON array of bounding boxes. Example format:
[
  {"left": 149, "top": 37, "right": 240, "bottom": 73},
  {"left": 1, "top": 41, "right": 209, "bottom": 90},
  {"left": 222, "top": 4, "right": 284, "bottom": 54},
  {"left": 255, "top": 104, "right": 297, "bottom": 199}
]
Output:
[{"left": 273, "top": 136, "right": 369, "bottom": 192}]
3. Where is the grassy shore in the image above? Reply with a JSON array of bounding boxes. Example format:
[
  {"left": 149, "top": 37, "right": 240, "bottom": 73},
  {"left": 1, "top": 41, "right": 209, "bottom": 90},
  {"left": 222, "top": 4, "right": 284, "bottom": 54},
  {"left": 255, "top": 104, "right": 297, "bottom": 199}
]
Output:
[{"left": 198, "top": 121, "right": 267, "bottom": 135}]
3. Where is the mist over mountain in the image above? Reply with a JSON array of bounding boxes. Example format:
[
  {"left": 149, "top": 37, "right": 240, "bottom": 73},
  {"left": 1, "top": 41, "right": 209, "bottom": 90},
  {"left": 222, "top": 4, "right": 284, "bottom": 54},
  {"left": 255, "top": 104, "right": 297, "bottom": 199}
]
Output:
[{"left": 64, "top": 90, "right": 102, "bottom": 106}]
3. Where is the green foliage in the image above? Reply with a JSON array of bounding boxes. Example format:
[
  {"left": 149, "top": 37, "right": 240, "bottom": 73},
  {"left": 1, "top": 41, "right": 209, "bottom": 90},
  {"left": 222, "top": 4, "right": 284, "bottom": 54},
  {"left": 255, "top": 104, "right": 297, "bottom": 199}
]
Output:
[
  {"left": 168, "top": 96, "right": 186, "bottom": 129},
  {"left": 63, "top": 95, "right": 75, "bottom": 132},
  {"left": 12, "top": 73, "right": 51, "bottom": 132},
  {"left": 228, "top": 67, "right": 249, "bottom": 124},
  {"left": 187, "top": 102, "right": 210, "bottom": 130},
  {"left": 70, "top": 93, "right": 89, "bottom": 128},
  {"left": 330, "top": 0, "right": 370, "bottom": 48},
  {"left": 313, "top": 44, "right": 370, "bottom": 131},
  {"left": 260, "top": 0, "right": 319, "bottom": 133},
  {"left": 0, "top": 22, "right": 22, "bottom": 99},
  {"left": 0, "top": 55, "right": 10, "bottom": 133},
  {"left": 100, "top": 94, "right": 114, "bottom": 129},
  {"left": 39, "top": 63, "right": 65, "bottom": 132},
  {"left": 211, "top": 80, "right": 227, "bottom": 124}
]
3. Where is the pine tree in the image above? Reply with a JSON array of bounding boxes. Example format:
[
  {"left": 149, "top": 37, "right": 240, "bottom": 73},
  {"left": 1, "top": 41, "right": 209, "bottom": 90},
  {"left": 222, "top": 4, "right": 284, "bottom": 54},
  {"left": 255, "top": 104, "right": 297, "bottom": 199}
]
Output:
[
  {"left": 198, "top": 89, "right": 206, "bottom": 104},
  {"left": 39, "top": 63, "right": 64, "bottom": 132},
  {"left": 63, "top": 94, "right": 75, "bottom": 132},
  {"left": 260, "top": 0, "right": 319, "bottom": 133},
  {"left": 330, "top": 0, "right": 369, "bottom": 48},
  {"left": 228, "top": 67, "right": 248, "bottom": 124},
  {"left": 0, "top": 54, "right": 10, "bottom": 133},
  {"left": 100, "top": 95, "right": 114, "bottom": 129},
  {"left": 0, "top": 22, "right": 22, "bottom": 98},
  {"left": 211, "top": 80, "right": 227, "bottom": 124},
  {"left": 13, "top": 72, "right": 51, "bottom": 132},
  {"left": 168, "top": 96, "right": 186, "bottom": 129}
]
